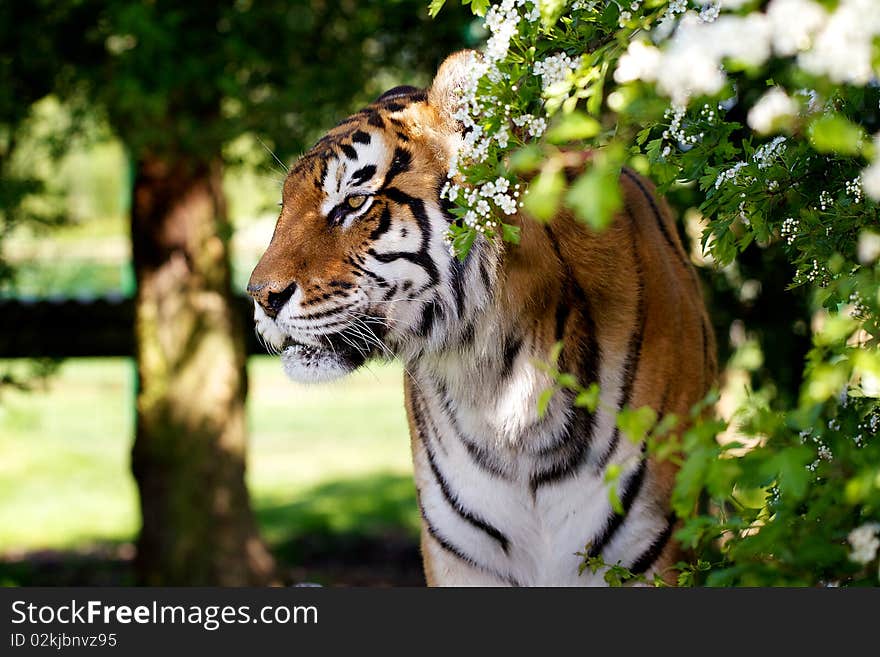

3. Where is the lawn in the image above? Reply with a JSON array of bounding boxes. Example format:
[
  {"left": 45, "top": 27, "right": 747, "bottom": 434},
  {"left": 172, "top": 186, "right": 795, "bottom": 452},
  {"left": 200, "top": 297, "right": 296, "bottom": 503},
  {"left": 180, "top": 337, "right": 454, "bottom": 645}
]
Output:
[{"left": 0, "top": 356, "right": 421, "bottom": 585}]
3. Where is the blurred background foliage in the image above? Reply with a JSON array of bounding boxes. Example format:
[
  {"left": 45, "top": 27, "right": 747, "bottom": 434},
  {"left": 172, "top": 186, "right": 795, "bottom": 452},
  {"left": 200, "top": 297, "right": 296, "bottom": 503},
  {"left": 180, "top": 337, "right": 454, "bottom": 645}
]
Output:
[{"left": 0, "top": 0, "right": 476, "bottom": 586}]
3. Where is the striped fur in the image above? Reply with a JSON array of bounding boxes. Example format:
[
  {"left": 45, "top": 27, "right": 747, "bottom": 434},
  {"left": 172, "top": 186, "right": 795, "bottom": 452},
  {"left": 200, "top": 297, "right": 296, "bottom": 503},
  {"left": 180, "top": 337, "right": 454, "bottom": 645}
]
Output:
[{"left": 248, "top": 52, "right": 716, "bottom": 586}]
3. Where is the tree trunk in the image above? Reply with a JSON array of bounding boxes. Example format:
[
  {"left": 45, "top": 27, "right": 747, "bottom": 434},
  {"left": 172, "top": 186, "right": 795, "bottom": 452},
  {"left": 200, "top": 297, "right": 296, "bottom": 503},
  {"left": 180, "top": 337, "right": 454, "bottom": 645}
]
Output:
[{"left": 130, "top": 153, "right": 275, "bottom": 585}]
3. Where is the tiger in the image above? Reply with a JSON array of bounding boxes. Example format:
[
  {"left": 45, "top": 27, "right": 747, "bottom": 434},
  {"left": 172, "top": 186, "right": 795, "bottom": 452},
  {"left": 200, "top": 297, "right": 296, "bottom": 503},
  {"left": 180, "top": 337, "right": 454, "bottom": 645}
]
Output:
[{"left": 247, "top": 51, "right": 716, "bottom": 586}]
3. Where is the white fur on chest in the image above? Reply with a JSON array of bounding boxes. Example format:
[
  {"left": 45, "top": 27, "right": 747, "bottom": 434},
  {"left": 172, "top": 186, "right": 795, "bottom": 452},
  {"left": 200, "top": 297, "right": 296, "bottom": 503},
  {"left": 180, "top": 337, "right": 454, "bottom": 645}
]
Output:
[{"left": 410, "top": 335, "right": 640, "bottom": 586}]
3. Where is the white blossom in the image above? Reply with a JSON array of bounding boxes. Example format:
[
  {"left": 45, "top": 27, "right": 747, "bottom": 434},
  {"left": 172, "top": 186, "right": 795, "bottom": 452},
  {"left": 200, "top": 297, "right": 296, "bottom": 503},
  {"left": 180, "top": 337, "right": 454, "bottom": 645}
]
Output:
[
  {"left": 862, "top": 135, "right": 880, "bottom": 201},
  {"left": 533, "top": 52, "right": 579, "bottom": 91},
  {"left": 614, "top": 40, "right": 661, "bottom": 84},
  {"left": 781, "top": 217, "right": 799, "bottom": 245},
  {"left": 858, "top": 231, "right": 880, "bottom": 265},
  {"left": 715, "top": 161, "right": 748, "bottom": 189},
  {"left": 848, "top": 523, "right": 880, "bottom": 565},
  {"left": 766, "top": 0, "right": 827, "bottom": 56},
  {"left": 748, "top": 87, "right": 799, "bottom": 135},
  {"left": 798, "top": 0, "right": 880, "bottom": 85},
  {"left": 862, "top": 162, "right": 880, "bottom": 202},
  {"left": 845, "top": 177, "right": 863, "bottom": 203},
  {"left": 753, "top": 136, "right": 787, "bottom": 170},
  {"left": 616, "top": 0, "right": 880, "bottom": 106},
  {"left": 699, "top": 2, "right": 721, "bottom": 23}
]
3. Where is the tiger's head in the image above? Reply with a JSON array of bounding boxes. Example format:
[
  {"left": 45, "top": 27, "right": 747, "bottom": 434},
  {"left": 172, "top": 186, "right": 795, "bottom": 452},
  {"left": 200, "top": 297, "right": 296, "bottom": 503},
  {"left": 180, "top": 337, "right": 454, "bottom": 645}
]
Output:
[{"left": 248, "top": 51, "right": 493, "bottom": 383}]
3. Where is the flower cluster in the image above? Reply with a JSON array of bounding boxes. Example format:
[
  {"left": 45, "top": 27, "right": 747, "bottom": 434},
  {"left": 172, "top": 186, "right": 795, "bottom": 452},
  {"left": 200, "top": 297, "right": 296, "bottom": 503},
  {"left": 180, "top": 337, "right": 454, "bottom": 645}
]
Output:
[
  {"left": 439, "top": 0, "right": 551, "bottom": 251},
  {"left": 862, "top": 134, "right": 880, "bottom": 201},
  {"left": 847, "top": 523, "right": 880, "bottom": 566},
  {"left": 747, "top": 87, "right": 798, "bottom": 135},
  {"left": 615, "top": 0, "right": 880, "bottom": 105},
  {"left": 533, "top": 53, "right": 579, "bottom": 91},
  {"left": 753, "top": 136, "right": 786, "bottom": 170},
  {"left": 780, "top": 217, "right": 799, "bottom": 245}
]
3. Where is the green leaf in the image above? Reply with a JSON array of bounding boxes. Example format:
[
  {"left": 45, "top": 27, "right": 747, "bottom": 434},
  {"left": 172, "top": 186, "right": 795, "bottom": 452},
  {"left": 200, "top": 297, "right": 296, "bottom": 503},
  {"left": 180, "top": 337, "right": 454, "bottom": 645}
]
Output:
[
  {"left": 452, "top": 227, "right": 477, "bottom": 260},
  {"left": 465, "top": 0, "right": 490, "bottom": 16},
  {"left": 539, "top": 0, "right": 566, "bottom": 27},
  {"left": 427, "top": 0, "right": 446, "bottom": 18},
  {"left": 509, "top": 144, "right": 544, "bottom": 174},
  {"left": 574, "top": 383, "right": 600, "bottom": 411},
  {"left": 672, "top": 447, "right": 713, "bottom": 517},
  {"left": 807, "top": 114, "right": 865, "bottom": 155},
  {"left": 606, "top": 463, "right": 624, "bottom": 514},
  {"left": 565, "top": 164, "right": 621, "bottom": 230},
  {"left": 523, "top": 165, "right": 566, "bottom": 222},
  {"left": 537, "top": 387, "right": 556, "bottom": 417},
  {"left": 767, "top": 447, "right": 812, "bottom": 501},
  {"left": 616, "top": 406, "right": 658, "bottom": 444},
  {"left": 545, "top": 112, "right": 601, "bottom": 144},
  {"left": 549, "top": 341, "right": 564, "bottom": 364},
  {"left": 501, "top": 222, "right": 521, "bottom": 244}
]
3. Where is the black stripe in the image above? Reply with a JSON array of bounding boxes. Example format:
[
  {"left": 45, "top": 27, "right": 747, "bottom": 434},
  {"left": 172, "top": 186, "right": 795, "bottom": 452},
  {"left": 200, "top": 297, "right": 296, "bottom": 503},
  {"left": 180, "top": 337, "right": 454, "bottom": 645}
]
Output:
[
  {"left": 367, "top": 111, "right": 385, "bottom": 129},
  {"left": 351, "top": 130, "right": 371, "bottom": 145},
  {"left": 380, "top": 187, "right": 440, "bottom": 285},
  {"left": 417, "top": 497, "right": 519, "bottom": 586},
  {"left": 479, "top": 258, "right": 491, "bottom": 289},
  {"left": 594, "top": 230, "right": 646, "bottom": 470},
  {"left": 531, "top": 285, "right": 600, "bottom": 469},
  {"left": 411, "top": 393, "right": 510, "bottom": 552},
  {"left": 630, "top": 513, "right": 676, "bottom": 575},
  {"left": 501, "top": 335, "right": 523, "bottom": 379},
  {"left": 432, "top": 376, "right": 511, "bottom": 479},
  {"left": 384, "top": 148, "right": 412, "bottom": 185},
  {"left": 351, "top": 164, "right": 377, "bottom": 186},
  {"left": 370, "top": 249, "right": 439, "bottom": 285},
  {"left": 459, "top": 320, "right": 476, "bottom": 346},
  {"left": 449, "top": 255, "right": 468, "bottom": 320},
  {"left": 418, "top": 300, "right": 441, "bottom": 337},
  {"left": 530, "top": 228, "right": 601, "bottom": 491},
  {"left": 554, "top": 285, "right": 571, "bottom": 343},
  {"left": 375, "top": 85, "right": 422, "bottom": 103},
  {"left": 586, "top": 451, "right": 647, "bottom": 559},
  {"left": 369, "top": 205, "right": 392, "bottom": 241},
  {"left": 340, "top": 143, "right": 358, "bottom": 160},
  {"left": 348, "top": 260, "right": 390, "bottom": 288},
  {"left": 333, "top": 115, "right": 361, "bottom": 129},
  {"left": 296, "top": 299, "right": 358, "bottom": 321},
  {"left": 621, "top": 168, "right": 691, "bottom": 274}
]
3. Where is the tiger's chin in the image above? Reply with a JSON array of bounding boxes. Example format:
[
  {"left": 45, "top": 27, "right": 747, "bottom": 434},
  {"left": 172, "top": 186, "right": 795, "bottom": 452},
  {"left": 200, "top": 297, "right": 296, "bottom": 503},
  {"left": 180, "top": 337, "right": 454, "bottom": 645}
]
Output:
[{"left": 280, "top": 339, "right": 367, "bottom": 384}]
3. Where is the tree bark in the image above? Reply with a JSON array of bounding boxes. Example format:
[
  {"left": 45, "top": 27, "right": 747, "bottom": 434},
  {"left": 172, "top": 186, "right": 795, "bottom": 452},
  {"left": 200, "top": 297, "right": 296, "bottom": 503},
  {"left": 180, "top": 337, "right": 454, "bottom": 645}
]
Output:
[{"left": 130, "top": 153, "right": 275, "bottom": 585}]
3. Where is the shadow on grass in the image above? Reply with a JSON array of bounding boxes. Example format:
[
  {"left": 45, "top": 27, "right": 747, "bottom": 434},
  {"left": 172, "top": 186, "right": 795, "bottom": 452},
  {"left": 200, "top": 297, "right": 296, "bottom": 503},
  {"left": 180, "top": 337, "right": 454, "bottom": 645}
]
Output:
[
  {"left": 0, "top": 472, "right": 424, "bottom": 587},
  {"left": 257, "top": 472, "right": 423, "bottom": 587}
]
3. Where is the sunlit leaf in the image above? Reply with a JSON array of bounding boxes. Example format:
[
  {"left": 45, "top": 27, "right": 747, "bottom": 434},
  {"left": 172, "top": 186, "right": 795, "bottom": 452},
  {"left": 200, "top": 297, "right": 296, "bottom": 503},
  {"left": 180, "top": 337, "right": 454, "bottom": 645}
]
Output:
[
  {"left": 808, "top": 114, "right": 865, "bottom": 155},
  {"left": 565, "top": 164, "right": 621, "bottom": 230},
  {"left": 523, "top": 164, "right": 565, "bottom": 222},
  {"left": 545, "top": 112, "right": 600, "bottom": 144}
]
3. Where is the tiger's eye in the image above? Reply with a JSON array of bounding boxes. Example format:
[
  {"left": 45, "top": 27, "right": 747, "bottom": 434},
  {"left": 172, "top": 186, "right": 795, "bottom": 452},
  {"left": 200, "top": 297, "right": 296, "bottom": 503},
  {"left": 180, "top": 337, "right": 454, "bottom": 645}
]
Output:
[{"left": 347, "top": 195, "right": 366, "bottom": 209}]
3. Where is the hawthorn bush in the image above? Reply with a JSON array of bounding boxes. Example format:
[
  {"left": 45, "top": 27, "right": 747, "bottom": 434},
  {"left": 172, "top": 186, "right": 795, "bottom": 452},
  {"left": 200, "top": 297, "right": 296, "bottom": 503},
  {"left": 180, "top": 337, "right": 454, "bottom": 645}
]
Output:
[{"left": 430, "top": 0, "right": 880, "bottom": 586}]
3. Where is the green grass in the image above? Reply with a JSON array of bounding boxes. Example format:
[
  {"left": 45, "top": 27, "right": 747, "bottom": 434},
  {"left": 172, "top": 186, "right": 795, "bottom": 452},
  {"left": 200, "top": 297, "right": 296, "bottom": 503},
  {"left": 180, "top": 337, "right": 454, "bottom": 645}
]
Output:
[{"left": 0, "top": 357, "right": 417, "bottom": 557}]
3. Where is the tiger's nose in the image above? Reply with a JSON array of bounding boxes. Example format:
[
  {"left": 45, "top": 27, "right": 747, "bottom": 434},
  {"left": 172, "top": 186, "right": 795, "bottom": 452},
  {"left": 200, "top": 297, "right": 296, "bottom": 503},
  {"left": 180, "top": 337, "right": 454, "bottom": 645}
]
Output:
[{"left": 247, "top": 279, "right": 297, "bottom": 318}]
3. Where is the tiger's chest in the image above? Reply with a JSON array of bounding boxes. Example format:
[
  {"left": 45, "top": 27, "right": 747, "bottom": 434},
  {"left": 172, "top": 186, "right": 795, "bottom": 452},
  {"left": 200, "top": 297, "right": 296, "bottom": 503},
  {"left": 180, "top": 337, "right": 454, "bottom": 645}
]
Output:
[{"left": 406, "top": 344, "right": 650, "bottom": 586}]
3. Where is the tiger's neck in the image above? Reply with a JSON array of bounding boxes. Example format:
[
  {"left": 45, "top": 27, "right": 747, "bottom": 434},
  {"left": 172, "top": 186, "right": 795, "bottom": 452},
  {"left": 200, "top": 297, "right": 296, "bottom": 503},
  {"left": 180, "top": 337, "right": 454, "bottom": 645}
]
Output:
[{"left": 408, "top": 217, "right": 578, "bottom": 452}]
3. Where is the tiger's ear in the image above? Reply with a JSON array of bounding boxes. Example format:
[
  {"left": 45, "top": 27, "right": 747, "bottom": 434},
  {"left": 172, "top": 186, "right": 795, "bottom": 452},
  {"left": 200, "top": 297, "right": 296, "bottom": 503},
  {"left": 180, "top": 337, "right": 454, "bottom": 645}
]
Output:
[{"left": 428, "top": 50, "right": 480, "bottom": 134}]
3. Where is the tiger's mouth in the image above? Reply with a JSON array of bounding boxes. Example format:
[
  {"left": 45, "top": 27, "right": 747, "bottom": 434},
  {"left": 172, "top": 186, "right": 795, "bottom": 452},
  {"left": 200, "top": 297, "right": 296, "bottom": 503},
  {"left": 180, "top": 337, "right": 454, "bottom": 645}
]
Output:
[{"left": 278, "top": 323, "right": 387, "bottom": 384}]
